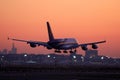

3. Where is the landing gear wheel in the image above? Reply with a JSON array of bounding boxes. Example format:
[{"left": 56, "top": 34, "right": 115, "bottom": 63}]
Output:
[
  {"left": 63, "top": 50, "right": 68, "bottom": 53},
  {"left": 55, "top": 50, "right": 61, "bottom": 53},
  {"left": 70, "top": 51, "right": 73, "bottom": 53},
  {"left": 74, "top": 49, "right": 77, "bottom": 53}
]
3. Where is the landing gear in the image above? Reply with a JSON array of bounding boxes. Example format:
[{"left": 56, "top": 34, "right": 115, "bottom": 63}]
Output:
[
  {"left": 74, "top": 49, "right": 77, "bottom": 53},
  {"left": 54, "top": 49, "right": 77, "bottom": 53},
  {"left": 70, "top": 49, "right": 77, "bottom": 53},
  {"left": 69, "top": 50, "right": 73, "bottom": 53},
  {"left": 55, "top": 50, "right": 61, "bottom": 53},
  {"left": 63, "top": 50, "right": 68, "bottom": 53}
]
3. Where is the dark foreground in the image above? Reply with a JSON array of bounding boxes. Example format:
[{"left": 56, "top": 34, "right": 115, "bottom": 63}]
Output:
[{"left": 0, "top": 64, "right": 120, "bottom": 80}]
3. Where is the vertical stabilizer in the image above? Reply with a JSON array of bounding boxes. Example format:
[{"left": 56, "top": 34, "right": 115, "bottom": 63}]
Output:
[{"left": 46, "top": 22, "right": 54, "bottom": 41}]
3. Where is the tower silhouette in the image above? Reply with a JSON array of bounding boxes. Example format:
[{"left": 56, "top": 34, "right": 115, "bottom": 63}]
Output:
[{"left": 9, "top": 43, "right": 17, "bottom": 54}]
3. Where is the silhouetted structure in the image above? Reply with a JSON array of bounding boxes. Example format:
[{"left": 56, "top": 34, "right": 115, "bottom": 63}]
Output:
[
  {"left": 2, "top": 49, "right": 8, "bottom": 54},
  {"left": 85, "top": 49, "right": 98, "bottom": 58},
  {"left": 9, "top": 43, "right": 17, "bottom": 54}
]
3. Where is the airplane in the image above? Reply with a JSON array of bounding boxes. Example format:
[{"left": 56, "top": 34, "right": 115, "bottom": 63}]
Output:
[{"left": 8, "top": 22, "right": 106, "bottom": 53}]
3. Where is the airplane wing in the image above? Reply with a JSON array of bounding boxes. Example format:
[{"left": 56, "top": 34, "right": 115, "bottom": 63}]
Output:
[
  {"left": 8, "top": 37, "right": 49, "bottom": 47},
  {"left": 78, "top": 40, "right": 106, "bottom": 50},
  {"left": 79, "top": 40, "right": 106, "bottom": 46}
]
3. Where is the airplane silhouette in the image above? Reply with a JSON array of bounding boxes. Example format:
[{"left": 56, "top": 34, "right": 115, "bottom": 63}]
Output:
[{"left": 8, "top": 22, "right": 106, "bottom": 53}]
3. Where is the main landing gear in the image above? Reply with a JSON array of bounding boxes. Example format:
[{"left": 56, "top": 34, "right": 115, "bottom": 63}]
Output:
[
  {"left": 54, "top": 49, "right": 77, "bottom": 53},
  {"left": 55, "top": 50, "right": 61, "bottom": 53},
  {"left": 63, "top": 50, "right": 68, "bottom": 53},
  {"left": 69, "top": 49, "right": 76, "bottom": 53}
]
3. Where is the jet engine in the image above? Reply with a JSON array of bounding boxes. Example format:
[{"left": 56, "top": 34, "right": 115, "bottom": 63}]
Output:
[
  {"left": 29, "top": 43, "right": 36, "bottom": 48},
  {"left": 81, "top": 45, "right": 88, "bottom": 51},
  {"left": 92, "top": 44, "right": 98, "bottom": 49}
]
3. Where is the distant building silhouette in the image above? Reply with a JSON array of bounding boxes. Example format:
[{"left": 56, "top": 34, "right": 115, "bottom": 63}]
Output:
[
  {"left": 9, "top": 43, "right": 17, "bottom": 54},
  {"left": 85, "top": 49, "right": 98, "bottom": 58},
  {"left": 2, "top": 49, "right": 8, "bottom": 54}
]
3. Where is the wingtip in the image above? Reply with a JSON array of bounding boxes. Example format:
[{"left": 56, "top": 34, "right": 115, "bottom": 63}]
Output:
[
  {"left": 8, "top": 37, "right": 12, "bottom": 40},
  {"left": 8, "top": 37, "right": 9, "bottom": 40},
  {"left": 103, "top": 40, "right": 106, "bottom": 43}
]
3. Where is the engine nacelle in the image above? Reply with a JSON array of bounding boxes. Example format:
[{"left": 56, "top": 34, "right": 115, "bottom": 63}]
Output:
[
  {"left": 81, "top": 46, "right": 88, "bottom": 51},
  {"left": 92, "top": 44, "right": 98, "bottom": 49},
  {"left": 30, "top": 43, "right": 36, "bottom": 48}
]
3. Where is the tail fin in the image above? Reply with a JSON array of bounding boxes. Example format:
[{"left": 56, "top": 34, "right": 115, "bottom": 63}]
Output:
[{"left": 46, "top": 22, "right": 54, "bottom": 41}]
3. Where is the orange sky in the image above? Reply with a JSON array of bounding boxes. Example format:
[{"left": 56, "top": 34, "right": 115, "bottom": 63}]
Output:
[{"left": 0, "top": 0, "right": 120, "bottom": 57}]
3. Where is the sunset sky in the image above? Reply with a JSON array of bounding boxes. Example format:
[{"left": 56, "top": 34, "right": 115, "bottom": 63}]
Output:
[{"left": 0, "top": 0, "right": 120, "bottom": 57}]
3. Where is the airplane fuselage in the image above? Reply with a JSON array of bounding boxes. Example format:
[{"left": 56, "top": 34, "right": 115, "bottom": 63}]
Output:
[{"left": 47, "top": 38, "right": 78, "bottom": 50}]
